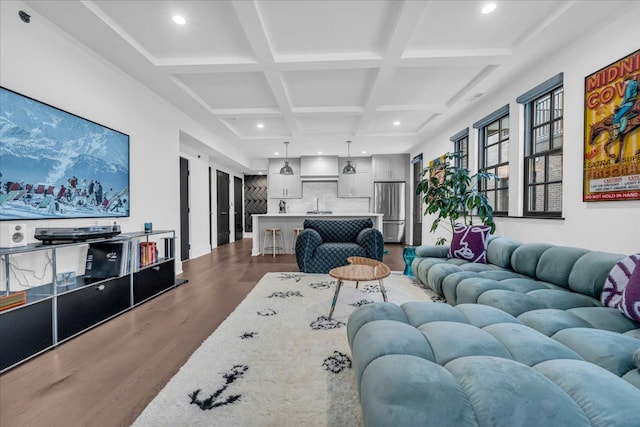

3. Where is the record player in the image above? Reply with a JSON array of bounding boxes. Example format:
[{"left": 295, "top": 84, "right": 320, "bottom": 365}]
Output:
[{"left": 34, "top": 225, "right": 121, "bottom": 245}]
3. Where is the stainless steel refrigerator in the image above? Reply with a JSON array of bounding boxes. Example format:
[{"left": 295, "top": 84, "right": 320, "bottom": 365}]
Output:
[{"left": 374, "top": 182, "right": 406, "bottom": 243}]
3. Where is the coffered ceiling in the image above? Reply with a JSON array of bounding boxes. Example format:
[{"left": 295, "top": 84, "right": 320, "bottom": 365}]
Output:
[{"left": 20, "top": 0, "right": 632, "bottom": 171}]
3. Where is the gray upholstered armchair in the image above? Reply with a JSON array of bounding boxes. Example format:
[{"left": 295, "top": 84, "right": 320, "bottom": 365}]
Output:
[{"left": 295, "top": 218, "right": 384, "bottom": 273}]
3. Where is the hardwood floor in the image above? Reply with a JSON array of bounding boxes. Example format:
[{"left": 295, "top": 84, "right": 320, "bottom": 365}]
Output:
[{"left": 0, "top": 239, "right": 406, "bottom": 427}]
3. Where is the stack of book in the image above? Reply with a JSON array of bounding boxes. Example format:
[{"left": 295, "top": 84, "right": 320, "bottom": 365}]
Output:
[
  {"left": 0, "top": 291, "right": 27, "bottom": 312},
  {"left": 139, "top": 241, "right": 157, "bottom": 268}
]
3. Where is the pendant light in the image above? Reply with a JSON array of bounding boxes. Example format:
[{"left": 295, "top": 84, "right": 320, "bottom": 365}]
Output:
[
  {"left": 342, "top": 140, "right": 356, "bottom": 174},
  {"left": 279, "top": 141, "right": 294, "bottom": 175}
]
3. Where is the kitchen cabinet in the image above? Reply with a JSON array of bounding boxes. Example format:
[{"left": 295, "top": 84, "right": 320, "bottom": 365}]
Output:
[
  {"left": 372, "top": 154, "right": 409, "bottom": 181},
  {"left": 338, "top": 157, "right": 372, "bottom": 197},
  {"left": 301, "top": 156, "right": 338, "bottom": 177},
  {"left": 268, "top": 158, "right": 302, "bottom": 198}
]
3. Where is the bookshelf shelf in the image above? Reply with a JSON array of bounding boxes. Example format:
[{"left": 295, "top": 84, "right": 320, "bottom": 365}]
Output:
[{"left": 0, "top": 229, "right": 177, "bottom": 373}]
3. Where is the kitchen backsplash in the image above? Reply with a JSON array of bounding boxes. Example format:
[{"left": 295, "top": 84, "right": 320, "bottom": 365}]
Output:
[{"left": 267, "top": 181, "right": 370, "bottom": 213}]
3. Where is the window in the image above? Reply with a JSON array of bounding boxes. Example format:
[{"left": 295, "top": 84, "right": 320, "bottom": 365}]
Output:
[
  {"left": 474, "top": 105, "right": 509, "bottom": 215},
  {"left": 450, "top": 128, "right": 469, "bottom": 170},
  {"left": 518, "top": 73, "right": 564, "bottom": 217}
]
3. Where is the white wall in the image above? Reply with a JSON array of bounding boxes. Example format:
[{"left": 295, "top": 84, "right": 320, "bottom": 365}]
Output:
[
  {"left": 0, "top": 1, "right": 250, "bottom": 277},
  {"left": 412, "top": 9, "right": 640, "bottom": 254}
]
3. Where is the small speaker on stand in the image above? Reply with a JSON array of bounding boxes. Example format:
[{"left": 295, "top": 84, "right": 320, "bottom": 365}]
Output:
[{"left": 1, "top": 223, "right": 28, "bottom": 248}]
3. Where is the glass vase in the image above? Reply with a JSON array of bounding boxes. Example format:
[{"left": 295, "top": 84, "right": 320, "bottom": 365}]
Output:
[{"left": 403, "top": 246, "right": 416, "bottom": 276}]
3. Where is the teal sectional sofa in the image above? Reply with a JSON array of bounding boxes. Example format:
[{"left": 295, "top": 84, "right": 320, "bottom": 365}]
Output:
[{"left": 346, "top": 237, "right": 640, "bottom": 426}]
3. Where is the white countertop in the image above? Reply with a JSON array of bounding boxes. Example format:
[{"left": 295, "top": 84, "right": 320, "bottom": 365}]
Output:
[{"left": 254, "top": 213, "right": 383, "bottom": 217}]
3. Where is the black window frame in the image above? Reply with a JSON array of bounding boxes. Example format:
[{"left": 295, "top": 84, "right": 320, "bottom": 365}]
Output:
[
  {"left": 517, "top": 73, "right": 564, "bottom": 217},
  {"left": 473, "top": 105, "right": 510, "bottom": 216},
  {"left": 450, "top": 128, "right": 469, "bottom": 170}
]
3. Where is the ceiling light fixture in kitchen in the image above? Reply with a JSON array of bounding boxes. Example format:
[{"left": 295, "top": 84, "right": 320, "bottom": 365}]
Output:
[
  {"left": 342, "top": 140, "right": 356, "bottom": 174},
  {"left": 279, "top": 141, "right": 294, "bottom": 175}
]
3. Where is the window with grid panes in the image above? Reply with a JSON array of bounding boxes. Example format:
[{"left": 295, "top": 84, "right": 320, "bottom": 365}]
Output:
[
  {"left": 454, "top": 135, "right": 468, "bottom": 170},
  {"left": 478, "top": 114, "right": 509, "bottom": 215},
  {"left": 517, "top": 74, "right": 564, "bottom": 217},
  {"left": 450, "top": 128, "right": 469, "bottom": 171}
]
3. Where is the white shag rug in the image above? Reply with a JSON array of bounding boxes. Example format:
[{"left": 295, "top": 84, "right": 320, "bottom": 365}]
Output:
[{"left": 132, "top": 272, "right": 443, "bottom": 427}]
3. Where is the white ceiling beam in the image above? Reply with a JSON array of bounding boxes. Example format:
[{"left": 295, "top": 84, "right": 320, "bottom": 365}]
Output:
[
  {"left": 354, "top": 0, "right": 429, "bottom": 138},
  {"left": 377, "top": 104, "right": 447, "bottom": 113},
  {"left": 231, "top": 0, "right": 299, "bottom": 139}
]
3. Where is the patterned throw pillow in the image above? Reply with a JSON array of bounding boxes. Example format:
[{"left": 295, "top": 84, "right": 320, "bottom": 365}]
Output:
[
  {"left": 620, "top": 259, "right": 640, "bottom": 321},
  {"left": 601, "top": 254, "right": 640, "bottom": 309},
  {"left": 448, "top": 223, "right": 491, "bottom": 264}
]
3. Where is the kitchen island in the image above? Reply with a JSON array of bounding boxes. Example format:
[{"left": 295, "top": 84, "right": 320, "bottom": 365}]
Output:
[{"left": 251, "top": 213, "right": 383, "bottom": 256}]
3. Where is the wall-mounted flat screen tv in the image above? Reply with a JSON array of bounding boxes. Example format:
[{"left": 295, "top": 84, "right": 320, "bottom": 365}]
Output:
[{"left": 0, "top": 87, "right": 129, "bottom": 221}]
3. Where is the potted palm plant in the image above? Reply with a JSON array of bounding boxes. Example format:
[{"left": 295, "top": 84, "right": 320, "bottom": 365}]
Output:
[{"left": 416, "top": 152, "right": 497, "bottom": 245}]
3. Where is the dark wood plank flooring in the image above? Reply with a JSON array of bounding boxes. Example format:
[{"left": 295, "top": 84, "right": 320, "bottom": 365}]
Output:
[{"left": 0, "top": 239, "right": 406, "bottom": 426}]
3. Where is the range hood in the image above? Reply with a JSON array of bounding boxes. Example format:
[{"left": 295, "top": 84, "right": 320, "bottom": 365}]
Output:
[{"left": 300, "top": 156, "right": 339, "bottom": 181}]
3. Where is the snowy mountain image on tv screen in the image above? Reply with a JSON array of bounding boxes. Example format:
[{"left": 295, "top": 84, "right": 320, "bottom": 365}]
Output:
[{"left": 0, "top": 87, "right": 129, "bottom": 220}]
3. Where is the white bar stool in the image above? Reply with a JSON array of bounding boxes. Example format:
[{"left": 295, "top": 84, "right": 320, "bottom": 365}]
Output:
[
  {"left": 291, "top": 227, "right": 304, "bottom": 254},
  {"left": 263, "top": 227, "right": 284, "bottom": 257}
]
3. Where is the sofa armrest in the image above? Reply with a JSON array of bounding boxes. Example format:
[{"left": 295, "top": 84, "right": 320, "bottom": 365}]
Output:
[
  {"left": 415, "top": 245, "right": 450, "bottom": 258},
  {"left": 356, "top": 228, "right": 384, "bottom": 261},
  {"left": 295, "top": 229, "right": 323, "bottom": 271}
]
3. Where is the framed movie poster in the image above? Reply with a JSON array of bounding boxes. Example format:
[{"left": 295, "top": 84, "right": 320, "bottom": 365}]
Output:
[{"left": 583, "top": 49, "right": 639, "bottom": 202}]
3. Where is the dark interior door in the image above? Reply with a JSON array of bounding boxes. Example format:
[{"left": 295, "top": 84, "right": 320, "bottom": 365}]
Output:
[
  {"left": 217, "top": 170, "right": 230, "bottom": 246},
  {"left": 234, "top": 176, "right": 243, "bottom": 240},
  {"left": 179, "top": 157, "right": 190, "bottom": 260},
  {"left": 412, "top": 154, "right": 423, "bottom": 246}
]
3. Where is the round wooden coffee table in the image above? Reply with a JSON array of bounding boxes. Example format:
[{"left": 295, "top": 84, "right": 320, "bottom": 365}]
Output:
[{"left": 327, "top": 258, "right": 390, "bottom": 319}]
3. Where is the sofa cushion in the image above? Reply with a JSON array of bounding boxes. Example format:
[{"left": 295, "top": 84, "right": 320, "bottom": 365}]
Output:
[
  {"left": 526, "top": 289, "right": 600, "bottom": 310},
  {"left": 534, "top": 359, "right": 640, "bottom": 425},
  {"left": 346, "top": 302, "right": 409, "bottom": 348},
  {"left": 570, "top": 251, "right": 624, "bottom": 298},
  {"left": 567, "top": 307, "right": 640, "bottom": 333},
  {"left": 510, "top": 243, "right": 553, "bottom": 278},
  {"left": 621, "top": 259, "right": 640, "bottom": 321},
  {"left": 483, "top": 323, "right": 583, "bottom": 366},
  {"left": 303, "top": 217, "right": 373, "bottom": 242},
  {"left": 352, "top": 320, "right": 434, "bottom": 385},
  {"left": 313, "top": 242, "right": 366, "bottom": 270},
  {"left": 448, "top": 223, "right": 490, "bottom": 263},
  {"left": 536, "top": 246, "right": 589, "bottom": 289},
  {"left": 485, "top": 237, "right": 521, "bottom": 268},
  {"left": 446, "top": 357, "right": 592, "bottom": 426},
  {"left": 551, "top": 328, "right": 640, "bottom": 377},
  {"left": 359, "top": 355, "right": 478, "bottom": 427},
  {"left": 477, "top": 290, "right": 548, "bottom": 317},
  {"left": 518, "top": 309, "right": 595, "bottom": 336},
  {"left": 602, "top": 254, "right": 639, "bottom": 308},
  {"left": 418, "top": 322, "right": 512, "bottom": 365}
]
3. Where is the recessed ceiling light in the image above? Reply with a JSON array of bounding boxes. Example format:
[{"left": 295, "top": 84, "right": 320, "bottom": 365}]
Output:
[
  {"left": 481, "top": 3, "right": 496, "bottom": 14},
  {"left": 317, "top": 151, "right": 322, "bottom": 154},
  {"left": 361, "top": 150, "right": 367, "bottom": 154},
  {"left": 172, "top": 15, "right": 186, "bottom": 25},
  {"left": 274, "top": 152, "right": 279, "bottom": 155},
  {"left": 393, "top": 121, "right": 401, "bottom": 126},
  {"left": 256, "top": 123, "right": 264, "bottom": 129}
]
